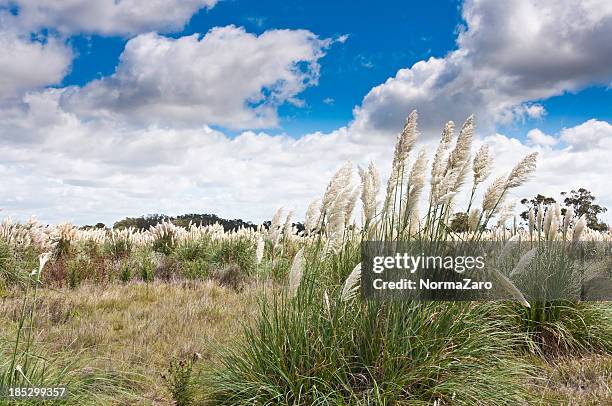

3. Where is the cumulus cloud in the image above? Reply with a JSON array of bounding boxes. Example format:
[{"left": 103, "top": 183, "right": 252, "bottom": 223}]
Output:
[
  {"left": 2, "top": 0, "right": 218, "bottom": 36},
  {"left": 1, "top": 0, "right": 611, "bottom": 227},
  {"left": 57, "top": 26, "right": 331, "bottom": 129},
  {"left": 2, "top": 87, "right": 611, "bottom": 225},
  {"left": 0, "top": 28, "right": 72, "bottom": 99},
  {"left": 526, "top": 129, "right": 557, "bottom": 147},
  {"left": 0, "top": 91, "right": 392, "bottom": 224},
  {"left": 352, "top": 0, "right": 612, "bottom": 137}
]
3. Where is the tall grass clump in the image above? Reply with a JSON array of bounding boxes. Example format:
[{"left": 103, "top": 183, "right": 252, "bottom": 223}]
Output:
[{"left": 203, "top": 111, "right": 546, "bottom": 405}]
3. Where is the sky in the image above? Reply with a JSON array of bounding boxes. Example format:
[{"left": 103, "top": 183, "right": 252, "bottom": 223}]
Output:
[{"left": 0, "top": 0, "right": 611, "bottom": 226}]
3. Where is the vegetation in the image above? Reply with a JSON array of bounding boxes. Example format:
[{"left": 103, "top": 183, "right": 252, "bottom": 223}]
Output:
[{"left": 0, "top": 111, "right": 610, "bottom": 404}]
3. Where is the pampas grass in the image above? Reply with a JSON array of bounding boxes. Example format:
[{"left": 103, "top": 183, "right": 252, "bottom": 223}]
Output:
[
  {"left": 340, "top": 263, "right": 362, "bottom": 301},
  {"left": 287, "top": 247, "right": 304, "bottom": 298}
]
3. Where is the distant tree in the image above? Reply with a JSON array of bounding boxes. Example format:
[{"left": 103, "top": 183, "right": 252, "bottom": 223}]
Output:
[
  {"left": 561, "top": 188, "right": 608, "bottom": 231},
  {"left": 519, "top": 194, "right": 556, "bottom": 222},
  {"left": 113, "top": 214, "right": 172, "bottom": 230},
  {"left": 80, "top": 222, "right": 107, "bottom": 230},
  {"left": 112, "top": 213, "right": 270, "bottom": 232},
  {"left": 449, "top": 212, "right": 469, "bottom": 233}
]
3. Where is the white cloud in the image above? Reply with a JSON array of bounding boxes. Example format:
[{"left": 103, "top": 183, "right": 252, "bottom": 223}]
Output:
[
  {"left": 3, "top": 0, "right": 218, "bottom": 36},
  {"left": 1, "top": 88, "right": 611, "bottom": 225},
  {"left": 526, "top": 129, "right": 557, "bottom": 147},
  {"left": 57, "top": 26, "right": 331, "bottom": 129},
  {"left": 0, "top": 0, "right": 611, "bottom": 227},
  {"left": 0, "top": 28, "right": 72, "bottom": 99},
  {"left": 351, "top": 0, "right": 612, "bottom": 137},
  {"left": 481, "top": 122, "right": 612, "bottom": 223},
  {"left": 560, "top": 119, "right": 612, "bottom": 152}
]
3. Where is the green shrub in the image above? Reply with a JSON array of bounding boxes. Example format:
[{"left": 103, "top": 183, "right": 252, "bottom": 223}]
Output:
[{"left": 204, "top": 246, "right": 534, "bottom": 405}]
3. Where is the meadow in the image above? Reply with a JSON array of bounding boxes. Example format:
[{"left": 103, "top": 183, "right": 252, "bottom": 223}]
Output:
[{"left": 1, "top": 112, "right": 611, "bottom": 405}]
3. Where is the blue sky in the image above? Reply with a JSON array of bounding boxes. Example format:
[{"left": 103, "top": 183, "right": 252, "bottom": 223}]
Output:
[
  {"left": 0, "top": 0, "right": 611, "bottom": 225},
  {"left": 55, "top": 0, "right": 612, "bottom": 138}
]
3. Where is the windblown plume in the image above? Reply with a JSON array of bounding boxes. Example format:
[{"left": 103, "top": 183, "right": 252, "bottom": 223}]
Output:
[
  {"left": 489, "top": 268, "right": 530, "bottom": 307},
  {"left": 563, "top": 206, "right": 574, "bottom": 237},
  {"left": 572, "top": 214, "right": 587, "bottom": 242},
  {"left": 554, "top": 203, "right": 562, "bottom": 223},
  {"left": 341, "top": 263, "right": 362, "bottom": 301},
  {"left": 384, "top": 110, "right": 418, "bottom": 215},
  {"left": 322, "top": 162, "right": 353, "bottom": 216},
  {"left": 509, "top": 248, "right": 537, "bottom": 278},
  {"left": 288, "top": 247, "right": 305, "bottom": 298},
  {"left": 430, "top": 121, "right": 455, "bottom": 198},
  {"left": 445, "top": 115, "right": 474, "bottom": 177},
  {"left": 506, "top": 152, "right": 538, "bottom": 189},
  {"left": 359, "top": 162, "right": 380, "bottom": 227},
  {"left": 268, "top": 207, "right": 283, "bottom": 241},
  {"left": 482, "top": 176, "right": 507, "bottom": 213},
  {"left": 472, "top": 144, "right": 493, "bottom": 185},
  {"left": 304, "top": 199, "right": 321, "bottom": 233},
  {"left": 499, "top": 234, "right": 521, "bottom": 262},
  {"left": 255, "top": 237, "right": 265, "bottom": 264},
  {"left": 549, "top": 213, "right": 559, "bottom": 241},
  {"left": 283, "top": 211, "right": 294, "bottom": 237},
  {"left": 403, "top": 148, "right": 428, "bottom": 216},
  {"left": 536, "top": 203, "right": 544, "bottom": 232},
  {"left": 344, "top": 187, "right": 361, "bottom": 226},
  {"left": 326, "top": 188, "right": 351, "bottom": 253},
  {"left": 543, "top": 206, "right": 553, "bottom": 238}
]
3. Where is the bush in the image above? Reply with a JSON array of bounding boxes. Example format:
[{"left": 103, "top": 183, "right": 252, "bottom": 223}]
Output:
[{"left": 204, "top": 246, "right": 534, "bottom": 405}]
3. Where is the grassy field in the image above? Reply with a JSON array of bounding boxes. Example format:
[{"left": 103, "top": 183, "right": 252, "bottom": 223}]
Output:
[
  {"left": 0, "top": 281, "right": 609, "bottom": 404},
  {"left": 1, "top": 112, "right": 611, "bottom": 404}
]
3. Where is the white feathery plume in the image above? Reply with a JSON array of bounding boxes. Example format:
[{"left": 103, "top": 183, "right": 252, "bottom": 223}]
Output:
[
  {"left": 472, "top": 144, "right": 493, "bottom": 185},
  {"left": 304, "top": 199, "right": 321, "bottom": 233},
  {"left": 549, "top": 213, "right": 559, "bottom": 241},
  {"left": 543, "top": 205, "right": 553, "bottom": 239},
  {"left": 430, "top": 121, "right": 455, "bottom": 198},
  {"left": 268, "top": 207, "right": 283, "bottom": 240},
  {"left": 283, "top": 211, "right": 294, "bottom": 237},
  {"left": 489, "top": 268, "right": 530, "bottom": 308},
  {"left": 509, "top": 248, "right": 537, "bottom": 278},
  {"left": 368, "top": 162, "right": 381, "bottom": 201},
  {"left": 341, "top": 263, "right": 362, "bottom": 301},
  {"left": 326, "top": 188, "right": 351, "bottom": 253},
  {"left": 344, "top": 186, "right": 361, "bottom": 226},
  {"left": 359, "top": 163, "right": 379, "bottom": 227},
  {"left": 404, "top": 148, "right": 428, "bottom": 215},
  {"left": 445, "top": 116, "right": 474, "bottom": 171},
  {"left": 572, "top": 214, "right": 587, "bottom": 242},
  {"left": 438, "top": 192, "right": 458, "bottom": 205},
  {"left": 554, "top": 203, "right": 562, "bottom": 224},
  {"left": 536, "top": 203, "right": 544, "bottom": 232},
  {"left": 528, "top": 207, "right": 535, "bottom": 235},
  {"left": 506, "top": 152, "right": 538, "bottom": 189},
  {"left": 482, "top": 175, "right": 507, "bottom": 213},
  {"left": 499, "top": 233, "right": 521, "bottom": 262},
  {"left": 288, "top": 247, "right": 305, "bottom": 298},
  {"left": 255, "top": 237, "right": 265, "bottom": 265},
  {"left": 562, "top": 206, "right": 574, "bottom": 237},
  {"left": 322, "top": 161, "right": 353, "bottom": 216},
  {"left": 450, "top": 157, "right": 472, "bottom": 194},
  {"left": 384, "top": 110, "right": 418, "bottom": 215}
]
